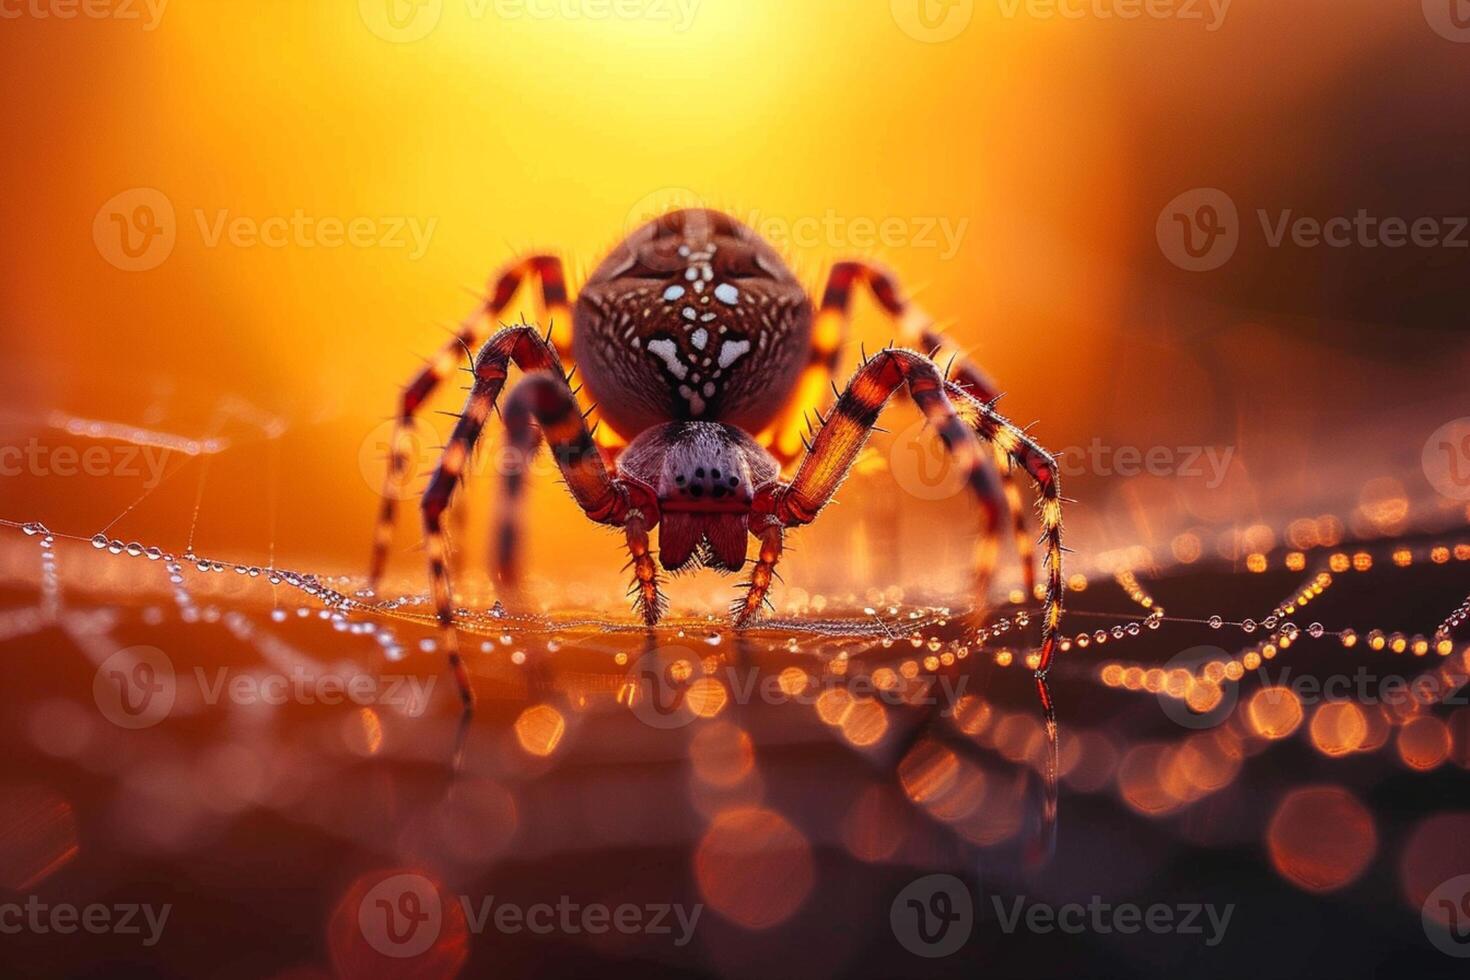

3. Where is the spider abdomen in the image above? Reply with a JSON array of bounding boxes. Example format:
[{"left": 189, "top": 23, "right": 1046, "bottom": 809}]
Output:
[{"left": 573, "top": 209, "right": 812, "bottom": 439}]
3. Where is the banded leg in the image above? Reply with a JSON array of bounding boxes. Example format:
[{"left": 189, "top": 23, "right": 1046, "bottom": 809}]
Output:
[
  {"left": 731, "top": 517, "right": 783, "bottom": 627},
  {"left": 813, "top": 260, "right": 1038, "bottom": 596},
  {"left": 370, "top": 254, "right": 570, "bottom": 588},
  {"left": 623, "top": 508, "right": 666, "bottom": 625},
  {"left": 759, "top": 347, "right": 1065, "bottom": 851},
  {"left": 491, "top": 378, "right": 546, "bottom": 591},
  {"left": 742, "top": 347, "right": 1002, "bottom": 627},
  {"left": 762, "top": 268, "right": 850, "bottom": 463},
  {"left": 762, "top": 348, "right": 1064, "bottom": 674},
  {"left": 422, "top": 326, "right": 626, "bottom": 710}
]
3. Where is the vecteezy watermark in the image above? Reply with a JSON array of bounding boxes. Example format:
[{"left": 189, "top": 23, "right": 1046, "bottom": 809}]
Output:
[
  {"left": 741, "top": 208, "right": 969, "bottom": 262},
  {"left": 0, "top": 439, "right": 172, "bottom": 488},
  {"left": 993, "top": 0, "right": 1230, "bottom": 30},
  {"left": 1423, "top": 418, "right": 1470, "bottom": 502},
  {"left": 891, "top": 874, "right": 974, "bottom": 958},
  {"left": 621, "top": 645, "right": 970, "bottom": 730},
  {"left": 0, "top": 897, "right": 170, "bottom": 947},
  {"left": 360, "top": 417, "right": 606, "bottom": 501},
  {"left": 92, "top": 646, "right": 435, "bottom": 729},
  {"left": 1423, "top": 874, "right": 1470, "bottom": 958},
  {"left": 890, "top": 0, "right": 974, "bottom": 42},
  {"left": 93, "top": 188, "right": 176, "bottom": 272},
  {"left": 889, "top": 422, "right": 1236, "bottom": 502},
  {"left": 892, "top": 0, "right": 1228, "bottom": 42},
  {"left": 94, "top": 188, "right": 437, "bottom": 271},
  {"left": 992, "top": 895, "right": 1233, "bottom": 946},
  {"left": 1156, "top": 645, "right": 1238, "bottom": 730},
  {"left": 1423, "top": 0, "right": 1470, "bottom": 43},
  {"left": 1156, "top": 188, "right": 1239, "bottom": 272},
  {"left": 358, "top": 873, "right": 701, "bottom": 958},
  {"left": 1158, "top": 654, "right": 1470, "bottom": 731},
  {"left": 1159, "top": 188, "right": 1470, "bottom": 272},
  {"left": 359, "top": 0, "right": 700, "bottom": 43},
  {"left": 1056, "top": 441, "right": 1235, "bottom": 487},
  {"left": 622, "top": 192, "right": 970, "bottom": 261},
  {"left": 0, "top": 0, "right": 168, "bottom": 29}
]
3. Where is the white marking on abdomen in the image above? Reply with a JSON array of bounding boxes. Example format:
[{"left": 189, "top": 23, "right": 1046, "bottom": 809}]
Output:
[
  {"left": 717, "top": 339, "right": 751, "bottom": 369},
  {"left": 647, "top": 338, "right": 688, "bottom": 380}
]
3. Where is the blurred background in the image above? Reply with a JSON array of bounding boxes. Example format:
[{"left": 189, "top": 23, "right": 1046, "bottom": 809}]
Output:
[
  {"left": 2, "top": 2, "right": 1470, "bottom": 977},
  {"left": 2, "top": 0, "right": 1467, "bottom": 586}
]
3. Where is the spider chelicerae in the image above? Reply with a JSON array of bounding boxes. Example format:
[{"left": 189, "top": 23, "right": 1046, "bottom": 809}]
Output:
[{"left": 367, "top": 208, "right": 1065, "bottom": 712}]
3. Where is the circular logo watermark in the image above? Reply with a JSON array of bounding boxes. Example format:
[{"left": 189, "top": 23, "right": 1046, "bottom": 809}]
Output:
[
  {"left": 1156, "top": 645, "right": 1238, "bottom": 730},
  {"left": 890, "top": 873, "right": 973, "bottom": 957},
  {"left": 1422, "top": 418, "right": 1470, "bottom": 502},
  {"left": 1423, "top": 874, "right": 1470, "bottom": 957},
  {"left": 1156, "top": 188, "right": 1239, "bottom": 272},
  {"left": 622, "top": 645, "right": 702, "bottom": 730},
  {"left": 1424, "top": 0, "right": 1470, "bottom": 42},
  {"left": 625, "top": 187, "right": 708, "bottom": 237},
  {"left": 93, "top": 645, "right": 176, "bottom": 729},
  {"left": 891, "top": 0, "right": 974, "bottom": 42},
  {"left": 888, "top": 417, "right": 972, "bottom": 501},
  {"left": 359, "top": 417, "right": 441, "bottom": 501},
  {"left": 93, "top": 188, "right": 176, "bottom": 272},
  {"left": 358, "top": 872, "right": 443, "bottom": 958},
  {"left": 359, "top": 0, "right": 442, "bottom": 42}
]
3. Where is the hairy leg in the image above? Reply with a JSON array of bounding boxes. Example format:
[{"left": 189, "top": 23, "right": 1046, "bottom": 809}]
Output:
[
  {"left": 807, "top": 260, "right": 1038, "bottom": 595},
  {"left": 421, "top": 325, "right": 626, "bottom": 709},
  {"left": 370, "top": 254, "right": 570, "bottom": 588}
]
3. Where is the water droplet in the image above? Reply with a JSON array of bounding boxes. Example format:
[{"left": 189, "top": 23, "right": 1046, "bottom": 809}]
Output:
[
  {"left": 1208, "top": 615, "right": 1223, "bottom": 629},
  {"left": 1242, "top": 619, "right": 1257, "bottom": 634},
  {"left": 1308, "top": 622, "right": 1324, "bottom": 638},
  {"left": 91, "top": 533, "right": 108, "bottom": 549}
]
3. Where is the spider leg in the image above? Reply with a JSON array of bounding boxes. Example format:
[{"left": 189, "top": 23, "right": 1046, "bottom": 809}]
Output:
[
  {"left": 730, "top": 516, "right": 783, "bottom": 627},
  {"left": 491, "top": 377, "right": 546, "bottom": 594},
  {"left": 753, "top": 346, "right": 1064, "bottom": 854},
  {"left": 757, "top": 347, "right": 1064, "bottom": 673},
  {"left": 810, "top": 260, "right": 1038, "bottom": 598},
  {"left": 762, "top": 270, "right": 849, "bottom": 464},
  {"left": 623, "top": 507, "right": 667, "bottom": 625},
  {"left": 422, "top": 325, "right": 628, "bottom": 710},
  {"left": 369, "top": 253, "right": 571, "bottom": 589}
]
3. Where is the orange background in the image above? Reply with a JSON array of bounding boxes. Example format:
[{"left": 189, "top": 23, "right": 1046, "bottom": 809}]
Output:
[{"left": 2, "top": 0, "right": 1466, "bottom": 595}]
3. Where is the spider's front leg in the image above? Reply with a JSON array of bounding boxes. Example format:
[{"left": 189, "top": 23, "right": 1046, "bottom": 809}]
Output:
[
  {"left": 744, "top": 348, "right": 1065, "bottom": 676},
  {"left": 809, "top": 260, "right": 1040, "bottom": 598},
  {"left": 369, "top": 254, "right": 571, "bottom": 589},
  {"left": 420, "top": 325, "right": 629, "bottom": 710}
]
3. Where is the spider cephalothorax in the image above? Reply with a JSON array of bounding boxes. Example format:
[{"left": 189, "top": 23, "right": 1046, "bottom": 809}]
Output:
[
  {"left": 616, "top": 421, "right": 779, "bottom": 574},
  {"left": 367, "top": 208, "right": 1065, "bottom": 713}
]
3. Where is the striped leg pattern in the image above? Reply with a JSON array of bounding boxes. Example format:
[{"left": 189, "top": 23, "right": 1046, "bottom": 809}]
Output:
[
  {"left": 753, "top": 345, "right": 1066, "bottom": 852},
  {"left": 492, "top": 377, "right": 547, "bottom": 592},
  {"left": 422, "top": 325, "right": 626, "bottom": 710},
  {"left": 814, "top": 260, "right": 1039, "bottom": 597},
  {"left": 753, "top": 346, "right": 1064, "bottom": 668},
  {"left": 370, "top": 254, "right": 571, "bottom": 588}
]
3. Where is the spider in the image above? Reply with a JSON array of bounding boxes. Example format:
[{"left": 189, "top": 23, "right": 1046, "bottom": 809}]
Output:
[{"left": 367, "top": 209, "right": 1064, "bottom": 712}]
